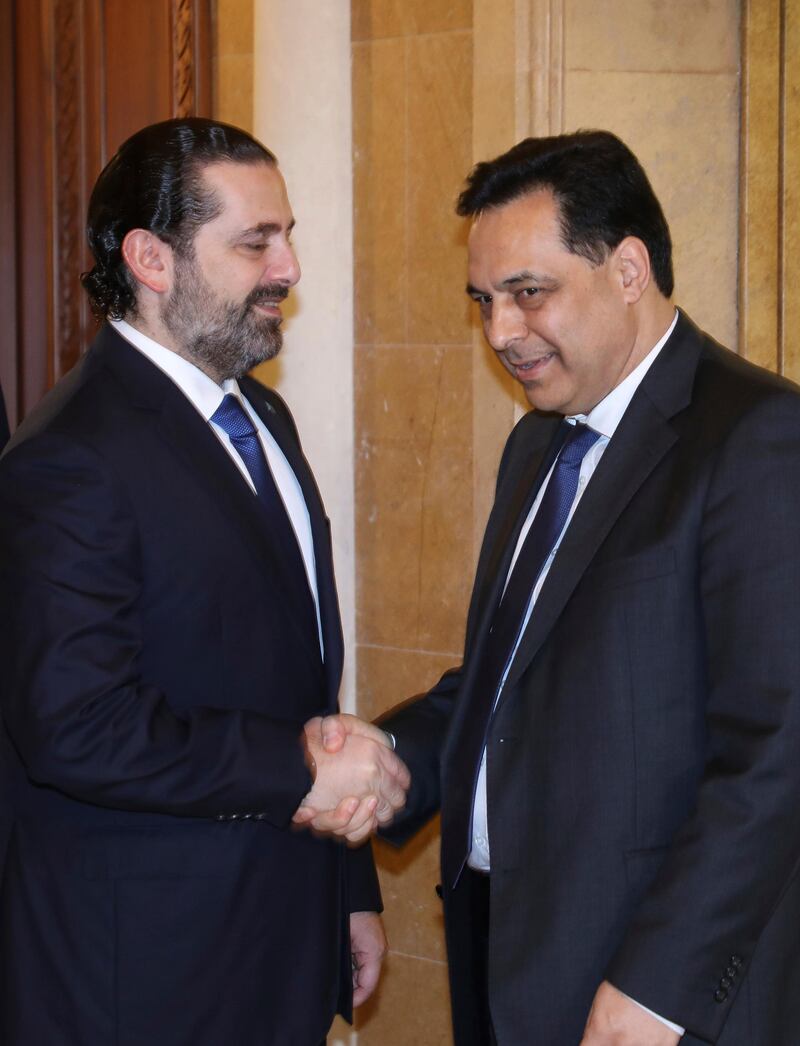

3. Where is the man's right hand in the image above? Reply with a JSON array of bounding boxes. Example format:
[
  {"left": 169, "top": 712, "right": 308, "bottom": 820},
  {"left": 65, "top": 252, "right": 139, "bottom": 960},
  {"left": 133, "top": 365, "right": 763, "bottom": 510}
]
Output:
[{"left": 292, "top": 715, "right": 409, "bottom": 843}]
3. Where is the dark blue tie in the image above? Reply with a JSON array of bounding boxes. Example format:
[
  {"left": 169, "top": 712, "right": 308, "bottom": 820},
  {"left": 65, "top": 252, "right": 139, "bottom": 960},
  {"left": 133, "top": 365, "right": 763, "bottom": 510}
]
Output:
[
  {"left": 443, "top": 420, "right": 601, "bottom": 884},
  {"left": 494, "top": 421, "right": 601, "bottom": 640},
  {"left": 210, "top": 393, "right": 317, "bottom": 627}
]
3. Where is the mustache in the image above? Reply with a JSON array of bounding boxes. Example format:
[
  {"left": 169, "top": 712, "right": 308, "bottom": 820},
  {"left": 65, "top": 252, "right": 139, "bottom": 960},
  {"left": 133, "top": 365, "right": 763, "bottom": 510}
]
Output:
[{"left": 246, "top": 284, "right": 290, "bottom": 307}]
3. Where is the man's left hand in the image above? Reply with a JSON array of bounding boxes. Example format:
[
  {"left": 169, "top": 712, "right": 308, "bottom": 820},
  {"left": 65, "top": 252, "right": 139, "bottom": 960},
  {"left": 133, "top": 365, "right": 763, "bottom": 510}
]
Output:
[
  {"left": 580, "top": 982, "right": 681, "bottom": 1046},
  {"left": 349, "top": 911, "right": 387, "bottom": 1007}
]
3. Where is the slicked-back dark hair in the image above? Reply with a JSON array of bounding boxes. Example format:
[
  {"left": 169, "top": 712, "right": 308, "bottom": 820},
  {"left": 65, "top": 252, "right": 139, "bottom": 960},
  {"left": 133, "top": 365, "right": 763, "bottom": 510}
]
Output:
[
  {"left": 456, "top": 130, "right": 674, "bottom": 296},
  {"left": 81, "top": 117, "right": 276, "bottom": 320}
]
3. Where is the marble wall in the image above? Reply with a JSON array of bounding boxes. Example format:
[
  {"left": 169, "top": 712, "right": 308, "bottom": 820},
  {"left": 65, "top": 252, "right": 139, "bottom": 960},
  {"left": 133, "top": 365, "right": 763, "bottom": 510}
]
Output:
[
  {"left": 559, "top": 0, "right": 741, "bottom": 351},
  {"left": 351, "top": 2, "right": 474, "bottom": 1042},
  {"left": 214, "top": 0, "right": 253, "bottom": 131}
]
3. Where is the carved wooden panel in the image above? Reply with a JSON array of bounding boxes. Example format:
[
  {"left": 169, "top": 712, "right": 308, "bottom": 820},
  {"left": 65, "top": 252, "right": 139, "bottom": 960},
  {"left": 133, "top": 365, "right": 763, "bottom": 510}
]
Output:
[
  {"left": 0, "top": 0, "right": 18, "bottom": 428},
  {"left": 52, "top": 0, "right": 86, "bottom": 383},
  {"left": 0, "top": 0, "right": 213, "bottom": 423},
  {"left": 739, "top": 0, "right": 800, "bottom": 379}
]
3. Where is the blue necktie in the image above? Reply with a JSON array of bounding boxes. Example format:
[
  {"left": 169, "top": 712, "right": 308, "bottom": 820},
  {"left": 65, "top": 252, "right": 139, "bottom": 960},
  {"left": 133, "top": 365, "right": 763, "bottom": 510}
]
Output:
[
  {"left": 443, "top": 420, "right": 601, "bottom": 884},
  {"left": 494, "top": 420, "right": 601, "bottom": 640},
  {"left": 210, "top": 393, "right": 317, "bottom": 627}
]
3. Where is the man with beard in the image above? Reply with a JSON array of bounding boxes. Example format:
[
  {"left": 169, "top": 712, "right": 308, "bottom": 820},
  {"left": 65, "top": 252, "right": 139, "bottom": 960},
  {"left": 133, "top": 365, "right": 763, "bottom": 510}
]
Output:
[{"left": 0, "top": 118, "right": 408, "bottom": 1046}]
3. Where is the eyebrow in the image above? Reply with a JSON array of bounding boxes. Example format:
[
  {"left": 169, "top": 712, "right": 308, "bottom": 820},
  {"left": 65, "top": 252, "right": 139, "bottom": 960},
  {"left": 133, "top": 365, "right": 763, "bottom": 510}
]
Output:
[
  {"left": 465, "top": 271, "right": 558, "bottom": 296},
  {"left": 501, "top": 270, "right": 557, "bottom": 288},
  {"left": 238, "top": 218, "right": 296, "bottom": 238}
]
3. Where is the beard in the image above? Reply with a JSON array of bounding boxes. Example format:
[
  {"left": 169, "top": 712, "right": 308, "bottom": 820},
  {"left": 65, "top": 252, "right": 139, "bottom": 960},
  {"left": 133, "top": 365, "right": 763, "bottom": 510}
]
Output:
[{"left": 162, "top": 253, "right": 288, "bottom": 380}]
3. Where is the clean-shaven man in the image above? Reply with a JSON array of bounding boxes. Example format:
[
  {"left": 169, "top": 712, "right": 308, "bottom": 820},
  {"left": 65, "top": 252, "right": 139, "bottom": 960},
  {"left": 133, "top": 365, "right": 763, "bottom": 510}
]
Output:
[{"left": 314, "top": 131, "right": 800, "bottom": 1046}]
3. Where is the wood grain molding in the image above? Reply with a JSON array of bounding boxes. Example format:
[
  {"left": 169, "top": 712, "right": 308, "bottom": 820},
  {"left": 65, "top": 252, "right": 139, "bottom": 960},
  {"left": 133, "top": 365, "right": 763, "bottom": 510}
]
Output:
[
  {"left": 2, "top": 0, "right": 213, "bottom": 421},
  {"left": 526, "top": 0, "right": 565, "bottom": 138},
  {"left": 52, "top": 0, "right": 83, "bottom": 380},
  {"left": 739, "top": 0, "right": 799, "bottom": 379},
  {"left": 173, "top": 0, "right": 194, "bottom": 117}
]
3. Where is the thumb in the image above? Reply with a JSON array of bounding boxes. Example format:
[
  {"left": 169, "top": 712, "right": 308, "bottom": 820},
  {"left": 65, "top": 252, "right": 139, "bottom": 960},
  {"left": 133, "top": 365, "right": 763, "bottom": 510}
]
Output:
[{"left": 321, "top": 714, "right": 347, "bottom": 752}]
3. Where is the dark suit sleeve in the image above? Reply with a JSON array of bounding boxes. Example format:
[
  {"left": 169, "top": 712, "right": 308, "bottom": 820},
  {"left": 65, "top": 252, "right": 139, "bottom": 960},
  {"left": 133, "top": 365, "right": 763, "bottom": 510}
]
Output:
[
  {"left": 378, "top": 667, "right": 461, "bottom": 844},
  {"left": 346, "top": 842, "right": 383, "bottom": 913},
  {"left": 606, "top": 392, "right": 800, "bottom": 1042},
  {"left": 0, "top": 432, "right": 313, "bottom": 826}
]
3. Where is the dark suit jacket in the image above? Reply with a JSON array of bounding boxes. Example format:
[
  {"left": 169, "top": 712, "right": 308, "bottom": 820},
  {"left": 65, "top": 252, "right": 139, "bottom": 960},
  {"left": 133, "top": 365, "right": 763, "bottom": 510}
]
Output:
[
  {"left": 0, "top": 382, "right": 8, "bottom": 447},
  {"left": 383, "top": 311, "right": 800, "bottom": 1045},
  {"left": 0, "top": 325, "right": 379, "bottom": 1046}
]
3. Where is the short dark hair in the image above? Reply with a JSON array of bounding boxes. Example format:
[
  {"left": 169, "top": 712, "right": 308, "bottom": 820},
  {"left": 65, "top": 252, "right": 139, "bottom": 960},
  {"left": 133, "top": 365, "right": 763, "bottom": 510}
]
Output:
[
  {"left": 81, "top": 118, "right": 276, "bottom": 320},
  {"left": 456, "top": 130, "right": 674, "bottom": 297}
]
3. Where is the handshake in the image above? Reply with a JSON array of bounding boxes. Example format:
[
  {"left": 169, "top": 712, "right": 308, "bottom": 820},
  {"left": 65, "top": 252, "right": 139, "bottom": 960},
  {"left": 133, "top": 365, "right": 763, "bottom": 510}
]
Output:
[{"left": 292, "top": 714, "right": 411, "bottom": 844}]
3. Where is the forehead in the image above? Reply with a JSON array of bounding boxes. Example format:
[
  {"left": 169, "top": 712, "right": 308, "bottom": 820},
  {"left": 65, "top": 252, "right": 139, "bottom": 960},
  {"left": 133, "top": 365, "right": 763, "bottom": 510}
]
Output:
[
  {"left": 199, "top": 160, "right": 293, "bottom": 231},
  {"left": 468, "top": 189, "right": 570, "bottom": 279}
]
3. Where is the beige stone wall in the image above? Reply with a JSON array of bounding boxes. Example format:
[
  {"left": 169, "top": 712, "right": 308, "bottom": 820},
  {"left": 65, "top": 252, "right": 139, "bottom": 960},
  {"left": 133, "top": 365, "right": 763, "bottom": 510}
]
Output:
[
  {"left": 559, "top": 0, "right": 741, "bottom": 350},
  {"left": 351, "top": 2, "right": 473, "bottom": 1043},
  {"left": 213, "top": 0, "right": 254, "bottom": 132}
]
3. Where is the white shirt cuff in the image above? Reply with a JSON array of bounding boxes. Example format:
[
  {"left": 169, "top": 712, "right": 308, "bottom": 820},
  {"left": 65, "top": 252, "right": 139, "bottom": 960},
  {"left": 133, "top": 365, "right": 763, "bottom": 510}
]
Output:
[{"left": 622, "top": 992, "right": 685, "bottom": 1036}]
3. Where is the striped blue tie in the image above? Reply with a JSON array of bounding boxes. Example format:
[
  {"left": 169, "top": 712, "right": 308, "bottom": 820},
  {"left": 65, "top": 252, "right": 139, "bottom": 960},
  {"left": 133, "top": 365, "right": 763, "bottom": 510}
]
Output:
[{"left": 210, "top": 393, "right": 316, "bottom": 626}]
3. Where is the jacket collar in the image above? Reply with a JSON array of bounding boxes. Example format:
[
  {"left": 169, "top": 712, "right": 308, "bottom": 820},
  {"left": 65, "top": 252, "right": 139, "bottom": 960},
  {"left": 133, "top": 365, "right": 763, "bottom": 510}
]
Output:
[
  {"left": 95, "top": 326, "right": 341, "bottom": 701},
  {"left": 478, "top": 309, "right": 704, "bottom": 697}
]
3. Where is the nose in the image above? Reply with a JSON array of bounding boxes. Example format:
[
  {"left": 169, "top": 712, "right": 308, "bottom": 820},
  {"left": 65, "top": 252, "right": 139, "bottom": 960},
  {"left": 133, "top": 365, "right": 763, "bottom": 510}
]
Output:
[
  {"left": 268, "top": 240, "right": 301, "bottom": 288},
  {"left": 486, "top": 300, "right": 526, "bottom": 353}
]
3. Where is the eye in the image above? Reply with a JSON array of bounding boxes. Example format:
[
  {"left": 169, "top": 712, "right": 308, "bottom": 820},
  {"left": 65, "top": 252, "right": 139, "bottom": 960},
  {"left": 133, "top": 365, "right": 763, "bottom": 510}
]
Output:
[
  {"left": 242, "top": 242, "right": 267, "bottom": 252},
  {"left": 516, "top": 286, "right": 543, "bottom": 309}
]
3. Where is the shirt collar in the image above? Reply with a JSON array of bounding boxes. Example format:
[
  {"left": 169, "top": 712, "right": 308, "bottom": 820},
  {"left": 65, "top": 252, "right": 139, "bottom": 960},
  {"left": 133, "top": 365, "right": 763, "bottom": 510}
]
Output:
[
  {"left": 110, "top": 318, "right": 243, "bottom": 421},
  {"left": 569, "top": 309, "right": 679, "bottom": 438}
]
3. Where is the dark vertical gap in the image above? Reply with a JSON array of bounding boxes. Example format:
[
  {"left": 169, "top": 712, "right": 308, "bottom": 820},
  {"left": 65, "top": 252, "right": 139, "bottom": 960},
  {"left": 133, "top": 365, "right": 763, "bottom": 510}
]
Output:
[
  {"left": 99, "top": 0, "right": 107, "bottom": 164},
  {"left": 736, "top": 1, "right": 747, "bottom": 356},
  {"left": 1, "top": 0, "right": 19, "bottom": 427},
  {"left": 778, "top": 0, "right": 786, "bottom": 375}
]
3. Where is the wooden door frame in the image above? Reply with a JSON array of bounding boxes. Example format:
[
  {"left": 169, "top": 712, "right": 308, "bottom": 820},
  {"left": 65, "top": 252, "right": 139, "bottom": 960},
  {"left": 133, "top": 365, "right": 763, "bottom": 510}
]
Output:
[{"left": 0, "top": 0, "right": 212, "bottom": 430}]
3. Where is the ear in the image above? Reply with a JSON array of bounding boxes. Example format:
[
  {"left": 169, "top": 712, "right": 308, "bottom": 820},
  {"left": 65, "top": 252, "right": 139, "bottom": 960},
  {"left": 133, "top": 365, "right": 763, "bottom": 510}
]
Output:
[
  {"left": 121, "top": 229, "right": 175, "bottom": 296},
  {"left": 613, "top": 236, "right": 651, "bottom": 304}
]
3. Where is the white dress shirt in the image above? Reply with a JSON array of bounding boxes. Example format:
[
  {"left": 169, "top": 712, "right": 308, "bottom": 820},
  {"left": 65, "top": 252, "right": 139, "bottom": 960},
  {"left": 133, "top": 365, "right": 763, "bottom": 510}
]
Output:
[
  {"left": 109, "top": 318, "right": 324, "bottom": 657},
  {"left": 467, "top": 311, "right": 683, "bottom": 1037}
]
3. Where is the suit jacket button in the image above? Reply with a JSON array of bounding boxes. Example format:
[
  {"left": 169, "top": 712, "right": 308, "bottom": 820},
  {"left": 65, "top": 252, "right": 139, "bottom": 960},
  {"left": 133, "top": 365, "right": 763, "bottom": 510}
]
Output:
[
  {"left": 714, "top": 988, "right": 728, "bottom": 1003},
  {"left": 730, "top": 955, "right": 743, "bottom": 967},
  {"left": 720, "top": 977, "right": 732, "bottom": 989},
  {"left": 726, "top": 966, "right": 737, "bottom": 978}
]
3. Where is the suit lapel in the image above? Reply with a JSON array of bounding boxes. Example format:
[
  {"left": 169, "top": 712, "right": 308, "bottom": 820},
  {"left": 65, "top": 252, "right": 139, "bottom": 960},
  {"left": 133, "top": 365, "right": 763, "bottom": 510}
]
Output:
[
  {"left": 468, "top": 415, "right": 565, "bottom": 647},
  {"left": 502, "top": 395, "right": 678, "bottom": 692},
  {"left": 97, "top": 328, "right": 325, "bottom": 670},
  {"left": 497, "top": 311, "right": 704, "bottom": 695},
  {"left": 241, "top": 380, "right": 344, "bottom": 702}
]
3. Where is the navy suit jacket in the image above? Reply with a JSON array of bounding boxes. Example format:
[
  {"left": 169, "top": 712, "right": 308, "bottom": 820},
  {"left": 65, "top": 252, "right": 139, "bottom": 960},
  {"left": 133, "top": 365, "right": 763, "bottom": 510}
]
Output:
[
  {"left": 384, "top": 312, "right": 800, "bottom": 1045},
  {"left": 0, "top": 326, "right": 379, "bottom": 1046}
]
